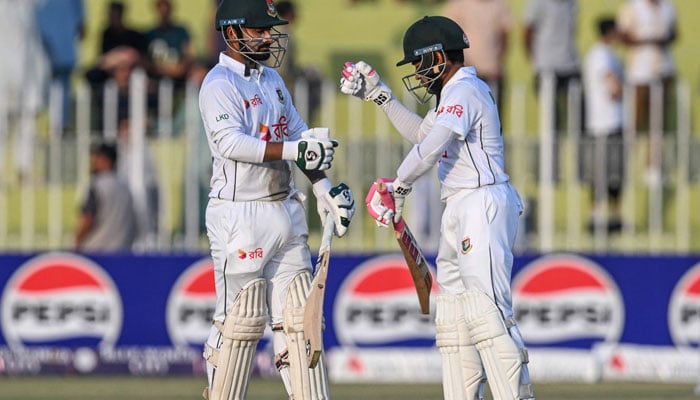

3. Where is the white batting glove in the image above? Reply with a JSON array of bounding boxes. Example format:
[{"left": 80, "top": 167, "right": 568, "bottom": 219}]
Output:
[
  {"left": 313, "top": 179, "right": 356, "bottom": 237},
  {"left": 339, "top": 61, "right": 392, "bottom": 106},
  {"left": 391, "top": 179, "right": 412, "bottom": 223},
  {"left": 365, "top": 182, "right": 394, "bottom": 228},
  {"left": 282, "top": 137, "right": 338, "bottom": 171}
]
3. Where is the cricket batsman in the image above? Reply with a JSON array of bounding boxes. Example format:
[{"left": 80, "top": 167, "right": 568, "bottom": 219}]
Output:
[
  {"left": 198, "top": 0, "right": 355, "bottom": 398},
  {"left": 341, "top": 16, "right": 534, "bottom": 400}
]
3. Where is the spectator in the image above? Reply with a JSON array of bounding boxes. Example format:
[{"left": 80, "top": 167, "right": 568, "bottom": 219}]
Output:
[
  {"left": 616, "top": 0, "right": 677, "bottom": 184},
  {"left": 582, "top": 17, "right": 625, "bottom": 234},
  {"left": 85, "top": 1, "right": 147, "bottom": 90},
  {"left": 617, "top": 0, "right": 677, "bottom": 134},
  {"left": 35, "top": 0, "right": 85, "bottom": 133},
  {"left": 443, "top": 0, "right": 513, "bottom": 116},
  {"left": 144, "top": 0, "right": 194, "bottom": 88},
  {"left": 524, "top": 0, "right": 581, "bottom": 133},
  {"left": 0, "top": 0, "right": 49, "bottom": 183},
  {"left": 75, "top": 142, "right": 137, "bottom": 252}
]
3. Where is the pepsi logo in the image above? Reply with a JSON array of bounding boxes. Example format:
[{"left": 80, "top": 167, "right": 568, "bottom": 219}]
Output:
[
  {"left": 669, "top": 262, "right": 700, "bottom": 346},
  {"left": 334, "top": 255, "right": 436, "bottom": 346},
  {"left": 166, "top": 258, "right": 216, "bottom": 347},
  {"left": 512, "top": 254, "right": 624, "bottom": 345},
  {"left": 1, "top": 252, "right": 122, "bottom": 350}
]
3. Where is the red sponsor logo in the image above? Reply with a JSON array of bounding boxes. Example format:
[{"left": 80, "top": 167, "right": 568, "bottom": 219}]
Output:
[
  {"left": 668, "top": 262, "right": 700, "bottom": 346},
  {"left": 271, "top": 116, "right": 289, "bottom": 141},
  {"left": 166, "top": 258, "right": 217, "bottom": 346},
  {"left": 0, "top": 252, "right": 122, "bottom": 350},
  {"left": 334, "top": 255, "right": 437, "bottom": 346},
  {"left": 512, "top": 254, "right": 624, "bottom": 344},
  {"left": 437, "top": 104, "right": 463, "bottom": 117},
  {"left": 250, "top": 94, "right": 263, "bottom": 107}
]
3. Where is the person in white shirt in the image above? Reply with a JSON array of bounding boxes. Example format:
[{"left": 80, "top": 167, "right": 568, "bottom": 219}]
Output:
[
  {"left": 617, "top": 0, "right": 677, "bottom": 134},
  {"left": 583, "top": 17, "right": 625, "bottom": 234},
  {"left": 341, "top": 16, "right": 534, "bottom": 400},
  {"left": 198, "top": 0, "right": 355, "bottom": 398}
]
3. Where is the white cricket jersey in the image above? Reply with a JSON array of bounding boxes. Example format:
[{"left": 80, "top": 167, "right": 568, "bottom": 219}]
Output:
[
  {"left": 199, "top": 53, "right": 308, "bottom": 202},
  {"left": 433, "top": 67, "right": 510, "bottom": 197}
]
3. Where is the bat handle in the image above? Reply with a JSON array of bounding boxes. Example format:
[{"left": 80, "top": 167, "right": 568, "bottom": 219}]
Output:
[
  {"left": 376, "top": 180, "right": 406, "bottom": 232},
  {"left": 320, "top": 213, "right": 335, "bottom": 249}
]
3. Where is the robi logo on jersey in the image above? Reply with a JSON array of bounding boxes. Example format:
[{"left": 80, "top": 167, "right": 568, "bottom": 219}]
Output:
[
  {"left": 0, "top": 252, "right": 122, "bottom": 350},
  {"left": 166, "top": 258, "right": 216, "bottom": 347},
  {"left": 669, "top": 262, "right": 700, "bottom": 347},
  {"left": 334, "top": 255, "right": 436, "bottom": 347},
  {"left": 512, "top": 254, "right": 624, "bottom": 346}
]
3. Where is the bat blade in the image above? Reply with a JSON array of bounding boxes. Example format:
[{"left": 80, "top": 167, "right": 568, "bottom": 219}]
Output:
[
  {"left": 303, "top": 214, "right": 335, "bottom": 368},
  {"left": 394, "top": 223, "right": 432, "bottom": 314},
  {"left": 375, "top": 180, "right": 432, "bottom": 314}
]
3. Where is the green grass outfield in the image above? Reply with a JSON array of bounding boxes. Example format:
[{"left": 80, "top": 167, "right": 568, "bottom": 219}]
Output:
[{"left": 0, "top": 376, "right": 697, "bottom": 400}]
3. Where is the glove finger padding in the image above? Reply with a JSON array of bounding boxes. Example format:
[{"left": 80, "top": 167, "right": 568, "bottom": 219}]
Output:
[
  {"left": 314, "top": 180, "right": 355, "bottom": 237},
  {"left": 339, "top": 60, "right": 392, "bottom": 106},
  {"left": 364, "top": 181, "right": 395, "bottom": 228}
]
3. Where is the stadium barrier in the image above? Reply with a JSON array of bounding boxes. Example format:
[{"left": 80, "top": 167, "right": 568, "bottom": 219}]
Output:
[
  {"left": 0, "top": 71, "right": 697, "bottom": 254},
  {"left": 0, "top": 251, "right": 698, "bottom": 383}
]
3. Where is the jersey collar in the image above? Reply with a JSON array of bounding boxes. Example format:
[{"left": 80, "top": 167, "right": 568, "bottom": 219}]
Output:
[
  {"left": 443, "top": 66, "right": 477, "bottom": 91},
  {"left": 219, "top": 52, "right": 267, "bottom": 80}
]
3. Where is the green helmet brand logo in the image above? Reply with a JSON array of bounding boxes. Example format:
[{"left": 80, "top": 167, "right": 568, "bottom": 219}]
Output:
[{"left": 265, "top": 0, "right": 277, "bottom": 17}]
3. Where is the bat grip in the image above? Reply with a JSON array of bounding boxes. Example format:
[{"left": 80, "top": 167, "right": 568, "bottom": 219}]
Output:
[{"left": 376, "top": 180, "right": 406, "bottom": 232}]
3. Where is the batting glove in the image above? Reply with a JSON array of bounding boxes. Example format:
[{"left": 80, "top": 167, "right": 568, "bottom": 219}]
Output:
[
  {"left": 313, "top": 179, "right": 356, "bottom": 237},
  {"left": 365, "top": 182, "right": 394, "bottom": 228},
  {"left": 391, "top": 179, "right": 412, "bottom": 224},
  {"left": 282, "top": 137, "right": 338, "bottom": 171},
  {"left": 340, "top": 61, "right": 392, "bottom": 106}
]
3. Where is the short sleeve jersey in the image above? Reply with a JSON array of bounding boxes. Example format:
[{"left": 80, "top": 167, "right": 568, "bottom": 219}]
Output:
[
  {"left": 583, "top": 42, "right": 623, "bottom": 135},
  {"left": 433, "top": 66, "right": 510, "bottom": 193},
  {"left": 199, "top": 53, "right": 308, "bottom": 201}
]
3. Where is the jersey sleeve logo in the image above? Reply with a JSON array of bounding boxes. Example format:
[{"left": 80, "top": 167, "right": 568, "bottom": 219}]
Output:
[{"left": 437, "top": 104, "right": 464, "bottom": 118}]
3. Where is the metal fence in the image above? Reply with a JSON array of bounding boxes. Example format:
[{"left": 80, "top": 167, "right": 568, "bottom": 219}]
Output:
[{"left": 0, "top": 69, "right": 697, "bottom": 254}]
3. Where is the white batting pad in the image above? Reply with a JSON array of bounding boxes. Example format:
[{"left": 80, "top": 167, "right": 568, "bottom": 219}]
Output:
[
  {"left": 205, "top": 278, "right": 268, "bottom": 400},
  {"left": 435, "top": 294, "right": 485, "bottom": 400},
  {"left": 284, "top": 271, "right": 330, "bottom": 400},
  {"left": 461, "top": 289, "right": 522, "bottom": 400}
]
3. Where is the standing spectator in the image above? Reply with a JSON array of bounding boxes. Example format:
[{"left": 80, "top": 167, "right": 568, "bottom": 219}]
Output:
[
  {"left": 144, "top": 0, "right": 194, "bottom": 89},
  {"left": 583, "top": 17, "right": 625, "bottom": 234},
  {"left": 341, "top": 16, "right": 534, "bottom": 400},
  {"left": 617, "top": 0, "right": 677, "bottom": 134},
  {"left": 198, "top": 0, "right": 355, "bottom": 398},
  {"left": 75, "top": 142, "right": 136, "bottom": 252},
  {"left": 443, "top": 0, "right": 513, "bottom": 116},
  {"left": 0, "top": 0, "right": 49, "bottom": 183},
  {"left": 35, "top": 0, "right": 85, "bottom": 133},
  {"left": 616, "top": 0, "right": 677, "bottom": 184},
  {"left": 524, "top": 0, "right": 581, "bottom": 133},
  {"left": 85, "top": 1, "right": 147, "bottom": 90}
]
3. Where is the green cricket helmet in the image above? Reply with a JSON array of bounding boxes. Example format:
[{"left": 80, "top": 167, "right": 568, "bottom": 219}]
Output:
[
  {"left": 397, "top": 16, "right": 470, "bottom": 104},
  {"left": 216, "top": 0, "right": 289, "bottom": 68},
  {"left": 215, "top": 0, "right": 288, "bottom": 30}
]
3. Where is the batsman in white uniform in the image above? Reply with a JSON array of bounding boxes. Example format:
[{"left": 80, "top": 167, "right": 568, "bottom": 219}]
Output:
[
  {"left": 341, "top": 16, "right": 534, "bottom": 400},
  {"left": 198, "top": 0, "right": 355, "bottom": 399}
]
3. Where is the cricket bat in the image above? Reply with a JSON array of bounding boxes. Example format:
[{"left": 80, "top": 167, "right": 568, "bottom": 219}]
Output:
[
  {"left": 376, "top": 180, "right": 433, "bottom": 314},
  {"left": 303, "top": 213, "right": 335, "bottom": 368}
]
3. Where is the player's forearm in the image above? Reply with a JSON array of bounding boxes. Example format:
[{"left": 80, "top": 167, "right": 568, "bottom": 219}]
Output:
[
  {"left": 380, "top": 98, "right": 427, "bottom": 144},
  {"left": 396, "top": 124, "right": 454, "bottom": 184},
  {"left": 213, "top": 129, "right": 267, "bottom": 163}
]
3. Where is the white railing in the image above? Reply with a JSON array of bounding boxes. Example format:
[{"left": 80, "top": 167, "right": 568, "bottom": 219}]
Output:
[{"left": 0, "top": 70, "right": 696, "bottom": 254}]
